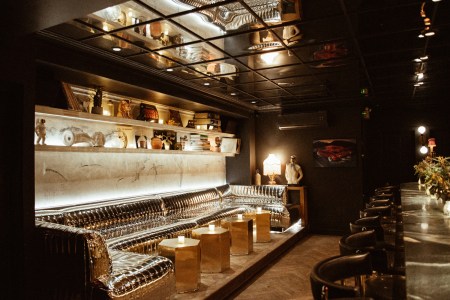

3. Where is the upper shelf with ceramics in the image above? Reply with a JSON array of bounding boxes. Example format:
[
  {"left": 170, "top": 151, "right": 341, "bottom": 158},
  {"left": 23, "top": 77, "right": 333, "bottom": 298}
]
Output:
[{"left": 35, "top": 104, "right": 238, "bottom": 156}]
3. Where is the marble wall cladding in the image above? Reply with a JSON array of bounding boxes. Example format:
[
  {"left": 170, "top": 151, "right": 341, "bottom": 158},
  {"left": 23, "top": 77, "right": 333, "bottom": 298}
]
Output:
[{"left": 35, "top": 151, "right": 226, "bottom": 209}]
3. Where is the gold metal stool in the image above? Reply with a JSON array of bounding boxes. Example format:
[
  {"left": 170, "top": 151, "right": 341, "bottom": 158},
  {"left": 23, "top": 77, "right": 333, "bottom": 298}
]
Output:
[
  {"left": 255, "top": 208, "right": 271, "bottom": 242},
  {"left": 222, "top": 214, "right": 253, "bottom": 255},
  {"left": 192, "top": 224, "right": 230, "bottom": 273},
  {"left": 158, "top": 237, "right": 201, "bottom": 293}
]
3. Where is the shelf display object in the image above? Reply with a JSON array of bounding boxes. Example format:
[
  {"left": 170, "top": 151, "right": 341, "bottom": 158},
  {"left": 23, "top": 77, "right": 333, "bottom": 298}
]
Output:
[{"left": 46, "top": 83, "right": 236, "bottom": 155}]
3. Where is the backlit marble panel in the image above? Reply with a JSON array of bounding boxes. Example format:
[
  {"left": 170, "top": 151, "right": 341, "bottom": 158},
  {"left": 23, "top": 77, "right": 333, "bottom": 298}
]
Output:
[{"left": 35, "top": 151, "right": 226, "bottom": 209}]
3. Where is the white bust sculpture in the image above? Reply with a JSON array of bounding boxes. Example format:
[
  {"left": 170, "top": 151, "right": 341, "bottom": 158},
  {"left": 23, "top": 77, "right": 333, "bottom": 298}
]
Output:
[{"left": 285, "top": 155, "right": 303, "bottom": 184}]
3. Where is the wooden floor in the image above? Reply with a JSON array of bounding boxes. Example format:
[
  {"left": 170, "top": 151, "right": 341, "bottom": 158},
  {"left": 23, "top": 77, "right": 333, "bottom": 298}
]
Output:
[
  {"left": 230, "top": 234, "right": 341, "bottom": 300},
  {"left": 172, "top": 224, "right": 341, "bottom": 300}
]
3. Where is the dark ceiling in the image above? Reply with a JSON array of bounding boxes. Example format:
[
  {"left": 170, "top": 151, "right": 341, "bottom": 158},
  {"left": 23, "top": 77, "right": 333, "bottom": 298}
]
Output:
[{"left": 36, "top": 0, "right": 450, "bottom": 113}]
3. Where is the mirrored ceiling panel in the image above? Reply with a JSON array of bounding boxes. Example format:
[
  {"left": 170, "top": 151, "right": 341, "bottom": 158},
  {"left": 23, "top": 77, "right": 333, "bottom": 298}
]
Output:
[
  {"left": 82, "top": 35, "right": 147, "bottom": 56},
  {"left": 128, "top": 52, "right": 180, "bottom": 69},
  {"left": 87, "top": 2, "right": 161, "bottom": 32},
  {"left": 141, "top": 0, "right": 230, "bottom": 16},
  {"left": 46, "top": 21, "right": 103, "bottom": 40},
  {"left": 186, "top": 59, "right": 248, "bottom": 80},
  {"left": 118, "top": 20, "right": 201, "bottom": 51},
  {"left": 166, "top": 41, "right": 226, "bottom": 64}
]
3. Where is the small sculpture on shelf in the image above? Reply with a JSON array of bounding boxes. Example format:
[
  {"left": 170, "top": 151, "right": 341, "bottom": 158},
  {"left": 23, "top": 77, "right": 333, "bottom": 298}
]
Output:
[
  {"left": 35, "top": 118, "right": 47, "bottom": 145},
  {"left": 117, "top": 99, "right": 132, "bottom": 119},
  {"left": 91, "top": 87, "right": 103, "bottom": 115}
]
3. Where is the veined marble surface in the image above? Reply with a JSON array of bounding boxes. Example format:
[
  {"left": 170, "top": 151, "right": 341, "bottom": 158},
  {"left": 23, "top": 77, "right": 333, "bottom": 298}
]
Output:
[
  {"left": 401, "top": 182, "right": 450, "bottom": 299},
  {"left": 35, "top": 151, "right": 226, "bottom": 209}
]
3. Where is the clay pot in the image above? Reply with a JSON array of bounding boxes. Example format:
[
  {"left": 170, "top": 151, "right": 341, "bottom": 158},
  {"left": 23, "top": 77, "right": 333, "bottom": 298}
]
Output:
[{"left": 151, "top": 137, "right": 163, "bottom": 149}]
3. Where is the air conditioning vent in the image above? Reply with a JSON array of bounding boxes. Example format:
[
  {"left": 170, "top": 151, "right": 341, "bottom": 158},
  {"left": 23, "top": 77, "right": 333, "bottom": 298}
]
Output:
[{"left": 277, "top": 111, "right": 327, "bottom": 130}]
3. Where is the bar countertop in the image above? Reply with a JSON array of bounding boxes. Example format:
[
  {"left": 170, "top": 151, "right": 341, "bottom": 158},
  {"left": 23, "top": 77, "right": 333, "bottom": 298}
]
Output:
[{"left": 401, "top": 182, "right": 450, "bottom": 299}]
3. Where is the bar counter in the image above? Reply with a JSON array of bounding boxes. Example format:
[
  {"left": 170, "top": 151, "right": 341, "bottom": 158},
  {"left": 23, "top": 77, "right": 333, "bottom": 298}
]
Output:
[{"left": 401, "top": 182, "right": 450, "bottom": 299}]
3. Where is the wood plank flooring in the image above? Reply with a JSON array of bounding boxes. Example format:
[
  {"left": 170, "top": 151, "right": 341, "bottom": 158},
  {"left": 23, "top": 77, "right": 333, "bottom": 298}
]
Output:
[
  {"left": 172, "top": 227, "right": 341, "bottom": 300},
  {"left": 230, "top": 234, "right": 341, "bottom": 300}
]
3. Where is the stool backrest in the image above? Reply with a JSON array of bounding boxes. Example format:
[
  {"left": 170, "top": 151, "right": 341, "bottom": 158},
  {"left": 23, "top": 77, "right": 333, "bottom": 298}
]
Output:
[{"left": 310, "top": 253, "right": 372, "bottom": 300}]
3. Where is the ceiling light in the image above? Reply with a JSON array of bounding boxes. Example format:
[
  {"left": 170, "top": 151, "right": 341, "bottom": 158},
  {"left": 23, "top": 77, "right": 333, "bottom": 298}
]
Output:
[
  {"left": 414, "top": 58, "right": 422, "bottom": 62},
  {"left": 204, "top": 82, "right": 210, "bottom": 86},
  {"left": 230, "top": 92, "right": 237, "bottom": 96},
  {"left": 420, "top": 55, "right": 428, "bottom": 60},
  {"left": 166, "top": 68, "right": 173, "bottom": 72},
  {"left": 425, "top": 30, "right": 435, "bottom": 36},
  {"left": 432, "top": 0, "right": 442, "bottom": 2},
  {"left": 418, "top": 32, "right": 425, "bottom": 38},
  {"left": 251, "top": 101, "right": 258, "bottom": 104},
  {"left": 112, "top": 46, "right": 122, "bottom": 52},
  {"left": 261, "top": 52, "right": 279, "bottom": 64}
]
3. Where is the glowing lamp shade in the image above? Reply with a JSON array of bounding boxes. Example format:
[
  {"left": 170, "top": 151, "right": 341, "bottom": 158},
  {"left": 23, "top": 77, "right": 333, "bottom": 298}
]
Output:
[
  {"left": 428, "top": 138, "right": 436, "bottom": 147},
  {"left": 263, "top": 154, "right": 281, "bottom": 185}
]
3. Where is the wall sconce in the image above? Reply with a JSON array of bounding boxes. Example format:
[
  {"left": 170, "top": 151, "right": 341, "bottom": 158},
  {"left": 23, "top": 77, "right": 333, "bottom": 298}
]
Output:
[
  {"left": 263, "top": 153, "right": 281, "bottom": 185},
  {"left": 418, "top": 126, "right": 429, "bottom": 155}
]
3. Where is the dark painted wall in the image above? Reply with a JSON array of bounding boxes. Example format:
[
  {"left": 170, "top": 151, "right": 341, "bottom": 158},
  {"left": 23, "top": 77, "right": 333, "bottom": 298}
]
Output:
[
  {"left": 255, "top": 106, "right": 363, "bottom": 235},
  {"left": 363, "top": 105, "right": 450, "bottom": 194}
]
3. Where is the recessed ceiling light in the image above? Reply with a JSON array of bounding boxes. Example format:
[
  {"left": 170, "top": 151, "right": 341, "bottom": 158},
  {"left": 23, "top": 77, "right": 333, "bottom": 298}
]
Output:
[
  {"left": 112, "top": 46, "right": 122, "bottom": 52},
  {"left": 251, "top": 100, "right": 257, "bottom": 104},
  {"left": 204, "top": 82, "right": 210, "bottom": 86},
  {"left": 420, "top": 55, "right": 429, "bottom": 60},
  {"left": 230, "top": 92, "right": 237, "bottom": 96},
  {"left": 425, "top": 30, "right": 435, "bottom": 36},
  {"left": 166, "top": 68, "right": 173, "bottom": 72}
]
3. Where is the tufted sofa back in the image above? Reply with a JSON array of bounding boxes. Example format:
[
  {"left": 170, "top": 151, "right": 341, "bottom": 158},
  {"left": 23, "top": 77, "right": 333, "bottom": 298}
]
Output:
[
  {"left": 36, "top": 196, "right": 166, "bottom": 240},
  {"left": 160, "top": 188, "right": 221, "bottom": 221}
]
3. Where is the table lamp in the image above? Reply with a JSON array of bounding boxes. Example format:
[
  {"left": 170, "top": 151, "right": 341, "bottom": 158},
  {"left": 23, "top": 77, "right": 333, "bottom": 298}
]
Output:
[{"left": 263, "top": 153, "right": 281, "bottom": 185}]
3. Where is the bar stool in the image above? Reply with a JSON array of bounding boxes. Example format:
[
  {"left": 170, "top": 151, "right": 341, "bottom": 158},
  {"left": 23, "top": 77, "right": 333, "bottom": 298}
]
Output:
[
  {"left": 339, "top": 230, "right": 402, "bottom": 275},
  {"left": 310, "top": 253, "right": 374, "bottom": 300},
  {"left": 350, "top": 215, "right": 396, "bottom": 242}
]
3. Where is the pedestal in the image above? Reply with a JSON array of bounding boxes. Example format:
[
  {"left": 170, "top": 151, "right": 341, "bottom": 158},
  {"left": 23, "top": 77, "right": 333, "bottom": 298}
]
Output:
[
  {"left": 158, "top": 238, "right": 201, "bottom": 293},
  {"left": 256, "top": 210, "right": 271, "bottom": 242},
  {"left": 222, "top": 217, "right": 253, "bottom": 255},
  {"left": 191, "top": 227, "right": 230, "bottom": 273}
]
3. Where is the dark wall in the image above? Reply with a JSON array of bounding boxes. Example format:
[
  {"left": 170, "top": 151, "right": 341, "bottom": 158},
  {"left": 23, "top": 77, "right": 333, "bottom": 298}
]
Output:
[
  {"left": 363, "top": 105, "right": 450, "bottom": 193},
  {"left": 255, "top": 106, "right": 363, "bottom": 234}
]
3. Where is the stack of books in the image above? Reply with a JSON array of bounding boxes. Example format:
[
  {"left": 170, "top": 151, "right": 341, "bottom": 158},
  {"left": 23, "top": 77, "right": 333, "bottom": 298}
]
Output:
[
  {"left": 189, "top": 134, "right": 210, "bottom": 151},
  {"left": 193, "top": 112, "right": 221, "bottom": 132}
]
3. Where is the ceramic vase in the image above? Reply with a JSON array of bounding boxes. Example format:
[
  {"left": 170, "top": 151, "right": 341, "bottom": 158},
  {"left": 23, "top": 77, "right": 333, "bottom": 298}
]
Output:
[{"left": 151, "top": 137, "right": 163, "bottom": 149}]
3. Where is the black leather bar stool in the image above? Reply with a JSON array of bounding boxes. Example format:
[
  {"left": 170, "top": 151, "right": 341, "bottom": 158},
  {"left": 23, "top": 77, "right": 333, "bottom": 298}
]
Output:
[
  {"left": 339, "top": 230, "right": 403, "bottom": 276},
  {"left": 338, "top": 231, "right": 406, "bottom": 299},
  {"left": 310, "top": 253, "right": 374, "bottom": 300},
  {"left": 350, "top": 215, "right": 396, "bottom": 248}
]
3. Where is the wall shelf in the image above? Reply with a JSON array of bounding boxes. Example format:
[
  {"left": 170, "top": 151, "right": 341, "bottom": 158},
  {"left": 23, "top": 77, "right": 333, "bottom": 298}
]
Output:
[
  {"left": 35, "top": 105, "right": 236, "bottom": 157},
  {"left": 35, "top": 105, "right": 235, "bottom": 138},
  {"left": 35, "top": 144, "right": 235, "bottom": 156}
]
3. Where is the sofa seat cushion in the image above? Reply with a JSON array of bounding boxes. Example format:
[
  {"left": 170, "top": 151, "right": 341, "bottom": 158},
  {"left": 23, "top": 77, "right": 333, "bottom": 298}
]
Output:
[{"left": 97, "top": 250, "right": 175, "bottom": 300}]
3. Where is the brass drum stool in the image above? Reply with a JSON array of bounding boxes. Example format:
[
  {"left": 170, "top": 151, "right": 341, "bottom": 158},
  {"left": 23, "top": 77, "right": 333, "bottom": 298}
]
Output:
[
  {"left": 255, "top": 208, "right": 271, "bottom": 242},
  {"left": 222, "top": 214, "right": 253, "bottom": 255},
  {"left": 191, "top": 225, "right": 230, "bottom": 273},
  {"left": 158, "top": 237, "right": 201, "bottom": 293}
]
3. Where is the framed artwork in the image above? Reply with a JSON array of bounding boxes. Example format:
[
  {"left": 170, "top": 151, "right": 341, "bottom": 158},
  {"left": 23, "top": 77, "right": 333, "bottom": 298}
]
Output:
[{"left": 312, "top": 138, "right": 357, "bottom": 167}]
